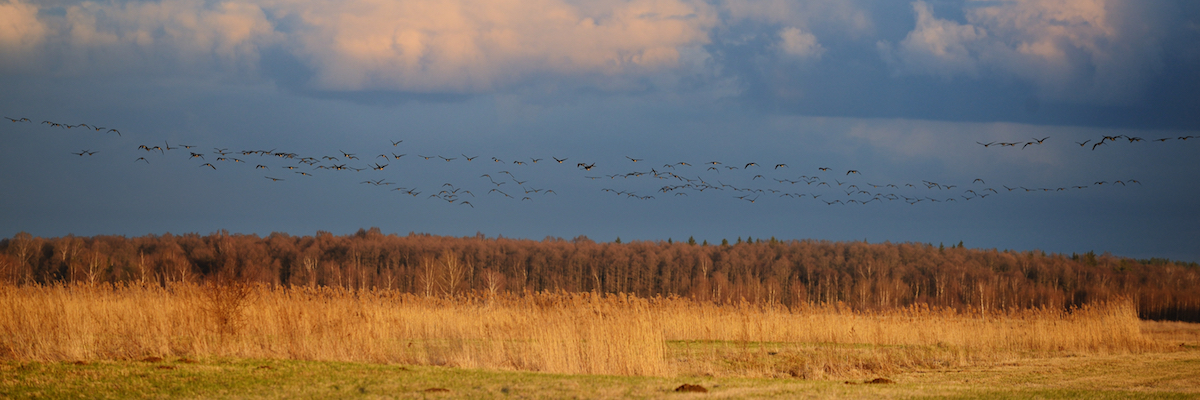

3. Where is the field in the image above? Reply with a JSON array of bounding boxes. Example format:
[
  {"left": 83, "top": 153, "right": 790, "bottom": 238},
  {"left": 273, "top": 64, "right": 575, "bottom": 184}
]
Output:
[{"left": 2, "top": 283, "right": 1199, "bottom": 398}]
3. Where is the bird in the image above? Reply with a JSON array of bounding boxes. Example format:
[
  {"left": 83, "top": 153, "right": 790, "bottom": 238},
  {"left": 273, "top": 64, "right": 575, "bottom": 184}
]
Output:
[
  {"left": 71, "top": 150, "right": 97, "bottom": 156},
  {"left": 265, "top": 176, "right": 284, "bottom": 182},
  {"left": 745, "top": 162, "right": 758, "bottom": 169},
  {"left": 818, "top": 167, "right": 830, "bottom": 172},
  {"left": 256, "top": 165, "right": 269, "bottom": 170},
  {"left": 107, "top": 129, "right": 121, "bottom": 136},
  {"left": 774, "top": 164, "right": 787, "bottom": 169},
  {"left": 391, "top": 153, "right": 406, "bottom": 159},
  {"left": 977, "top": 141, "right": 996, "bottom": 147},
  {"left": 200, "top": 163, "right": 216, "bottom": 169},
  {"left": 846, "top": 170, "right": 860, "bottom": 175},
  {"left": 463, "top": 154, "right": 478, "bottom": 161},
  {"left": 1033, "top": 137, "right": 1049, "bottom": 144},
  {"left": 1076, "top": 140, "right": 1091, "bottom": 147},
  {"left": 973, "top": 178, "right": 985, "bottom": 184},
  {"left": 553, "top": 157, "right": 567, "bottom": 163},
  {"left": 390, "top": 140, "right": 403, "bottom": 146},
  {"left": 135, "top": 157, "right": 149, "bottom": 163}
]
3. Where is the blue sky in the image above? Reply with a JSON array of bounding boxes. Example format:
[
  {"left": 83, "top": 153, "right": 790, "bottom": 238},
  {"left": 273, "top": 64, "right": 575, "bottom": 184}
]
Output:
[{"left": 2, "top": 0, "right": 1198, "bottom": 261}]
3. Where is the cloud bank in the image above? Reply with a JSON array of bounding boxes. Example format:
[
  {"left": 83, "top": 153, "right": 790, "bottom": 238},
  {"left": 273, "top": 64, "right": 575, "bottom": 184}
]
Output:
[{"left": 0, "top": 0, "right": 1193, "bottom": 120}]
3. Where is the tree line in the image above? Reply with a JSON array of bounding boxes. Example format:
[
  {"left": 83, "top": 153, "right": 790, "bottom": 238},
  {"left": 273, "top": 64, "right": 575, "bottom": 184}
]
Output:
[{"left": 2, "top": 229, "right": 1197, "bottom": 321}]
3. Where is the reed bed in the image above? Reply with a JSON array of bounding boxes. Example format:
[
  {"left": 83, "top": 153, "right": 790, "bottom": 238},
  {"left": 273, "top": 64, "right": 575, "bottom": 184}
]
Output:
[{"left": 0, "top": 282, "right": 1163, "bottom": 378}]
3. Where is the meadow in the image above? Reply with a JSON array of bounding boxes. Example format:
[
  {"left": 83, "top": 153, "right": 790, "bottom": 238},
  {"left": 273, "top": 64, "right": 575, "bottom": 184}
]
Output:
[{"left": 0, "top": 282, "right": 1173, "bottom": 377}]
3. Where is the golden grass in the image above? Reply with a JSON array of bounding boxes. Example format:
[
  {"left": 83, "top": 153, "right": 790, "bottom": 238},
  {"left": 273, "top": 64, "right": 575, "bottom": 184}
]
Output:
[{"left": 0, "top": 282, "right": 1166, "bottom": 378}]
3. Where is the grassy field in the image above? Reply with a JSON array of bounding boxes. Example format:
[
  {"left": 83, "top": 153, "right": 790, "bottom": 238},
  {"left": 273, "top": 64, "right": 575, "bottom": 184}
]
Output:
[
  {"left": 2, "top": 283, "right": 1198, "bottom": 398},
  {"left": 2, "top": 347, "right": 1198, "bottom": 399}
]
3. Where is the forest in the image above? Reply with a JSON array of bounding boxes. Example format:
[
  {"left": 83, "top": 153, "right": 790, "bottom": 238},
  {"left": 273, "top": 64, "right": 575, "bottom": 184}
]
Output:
[{"left": 1, "top": 229, "right": 1197, "bottom": 321}]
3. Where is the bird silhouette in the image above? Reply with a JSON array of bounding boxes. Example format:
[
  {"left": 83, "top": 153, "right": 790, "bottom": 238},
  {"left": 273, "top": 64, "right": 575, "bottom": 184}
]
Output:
[{"left": 265, "top": 176, "right": 284, "bottom": 182}]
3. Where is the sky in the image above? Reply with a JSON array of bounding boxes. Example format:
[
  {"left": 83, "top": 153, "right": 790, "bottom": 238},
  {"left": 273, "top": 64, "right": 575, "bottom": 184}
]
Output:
[{"left": 1, "top": 0, "right": 1198, "bottom": 261}]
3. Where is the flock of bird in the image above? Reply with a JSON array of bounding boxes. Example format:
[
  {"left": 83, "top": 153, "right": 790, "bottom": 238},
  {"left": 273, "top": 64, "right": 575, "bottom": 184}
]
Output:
[
  {"left": 5, "top": 115, "right": 1162, "bottom": 209},
  {"left": 977, "top": 134, "right": 1197, "bottom": 151}
]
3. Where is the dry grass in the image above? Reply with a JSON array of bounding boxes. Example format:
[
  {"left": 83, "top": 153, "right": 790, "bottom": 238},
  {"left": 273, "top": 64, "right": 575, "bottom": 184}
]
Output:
[
  {"left": 0, "top": 282, "right": 1167, "bottom": 378},
  {"left": 1141, "top": 319, "right": 1200, "bottom": 347}
]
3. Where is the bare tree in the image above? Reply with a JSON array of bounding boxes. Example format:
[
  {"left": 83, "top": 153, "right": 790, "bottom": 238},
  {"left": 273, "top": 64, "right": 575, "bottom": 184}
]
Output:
[
  {"left": 301, "top": 256, "right": 318, "bottom": 287},
  {"left": 440, "top": 250, "right": 469, "bottom": 298},
  {"left": 481, "top": 268, "right": 505, "bottom": 304},
  {"left": 419, "top": 256, "right": 438, "bottom": 297}
]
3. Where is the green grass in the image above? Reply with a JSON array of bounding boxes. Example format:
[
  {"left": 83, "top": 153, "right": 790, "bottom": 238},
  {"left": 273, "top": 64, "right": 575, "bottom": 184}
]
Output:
[{"left": 3, "top": 349, "right": 1198, "bottom": 399}]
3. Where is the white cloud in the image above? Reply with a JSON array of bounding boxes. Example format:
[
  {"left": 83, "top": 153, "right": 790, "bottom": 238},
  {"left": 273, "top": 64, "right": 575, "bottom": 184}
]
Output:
[
  {"left": 777, "top": 27, "right": 823, "bottom": 59},
  {"left": 0, "top": 0, "right": 48, "bottom": 68},
  {"left": 274, "top": 0, "right": 719, "bottom": 92},
  {"left": 879, "top": 0, "right": 1167, "bottom": 104},
  {"left": 878, "top": 1, "right": 986, "bottom": 79},
  {"left": 10, "top": 0, "right": 281, "bottom": 75},
  {"left": 1, "top": 0, "right": 719, "bottom": 92}
]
